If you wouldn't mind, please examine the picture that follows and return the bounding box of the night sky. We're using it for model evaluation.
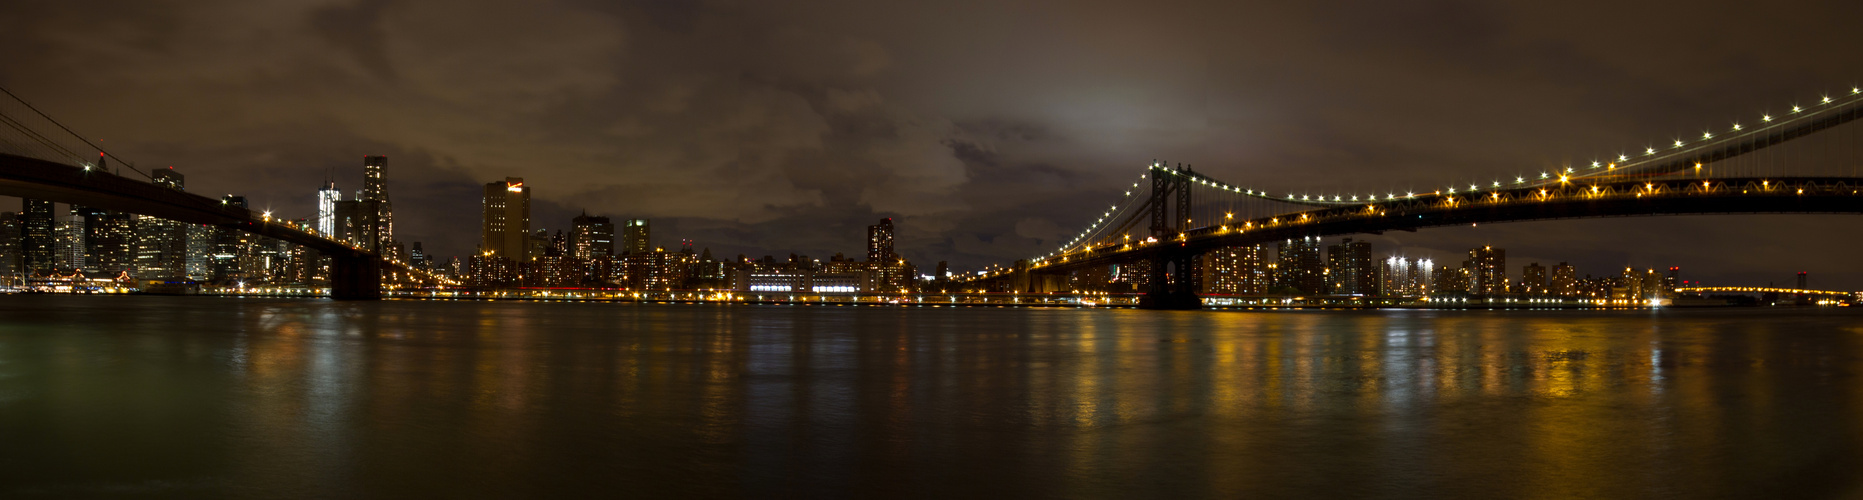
[3,1,1861,288]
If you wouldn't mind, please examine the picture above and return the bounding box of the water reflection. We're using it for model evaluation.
[0,296,1860,497]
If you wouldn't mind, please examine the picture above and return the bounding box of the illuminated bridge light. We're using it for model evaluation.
[1823,96,1833,104]
[1675,140,1685,147]
[1732,123,1741,131]
[1703,131,1713,139]
[1763,115,1772,122]
[1645,148,1655,155]
[1793,105,1802,113]
[1618,154,1628,161]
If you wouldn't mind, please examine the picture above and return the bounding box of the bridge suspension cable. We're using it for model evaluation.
[1020,84,1863,270]
[0,85,152,181]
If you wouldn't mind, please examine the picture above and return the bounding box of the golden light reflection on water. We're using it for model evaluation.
[3,297,1863,497]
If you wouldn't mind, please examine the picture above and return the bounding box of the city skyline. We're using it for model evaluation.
[1,1,1860,289]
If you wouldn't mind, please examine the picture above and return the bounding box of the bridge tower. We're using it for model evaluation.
[1140,163,1203,310]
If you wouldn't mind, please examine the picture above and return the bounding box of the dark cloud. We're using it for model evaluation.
[2,0,1861,287]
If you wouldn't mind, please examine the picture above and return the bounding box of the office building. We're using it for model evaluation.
[80,208,134,276]
[482,177,531,261]
[360,155,394,249]
[186,223,214,280]
[570,212,613,259]
[134,168,189,280]
[54,210,84,271]
[0,212,18,279]
[19,199,54,273]
[317,180,340,236]
[210,196,256,283]
[621,219,650,255]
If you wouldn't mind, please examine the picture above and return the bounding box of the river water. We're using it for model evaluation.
[1,295,1860,498]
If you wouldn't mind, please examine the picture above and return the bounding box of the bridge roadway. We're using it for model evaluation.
[997,176,1863,282]
[0,153,387,299]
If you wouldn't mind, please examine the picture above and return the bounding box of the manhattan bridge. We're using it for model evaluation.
[963,86,1863,308]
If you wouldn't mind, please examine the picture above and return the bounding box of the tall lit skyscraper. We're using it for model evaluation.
[210,195,255,283]
[622,219,650,255]
[1468,246,1506,295]
[185,223,214,280]
[570,212,614,259]
[53,208,84,271]
[360,155,393,249]
[317,180,340,236]
[134,168,189,280]
[75,207,132,276]
[482,177,531,261]
[19,199,54,273]
[867,218,896,262]
[0,212,18,278]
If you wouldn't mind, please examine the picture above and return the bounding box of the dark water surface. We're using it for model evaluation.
[2,296,1862,498]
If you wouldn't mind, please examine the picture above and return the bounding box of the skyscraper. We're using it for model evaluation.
[482,177,532,261]
[317,180,340,236]
[77,207,133,276]
[360,155,393,249]
[0,212,19,279]
[1468,246,1506,295]
[185,223,214,280]
[867,218,896,262]
[211,195,255,283]
[1326,238,1375,295]
[53,208,84,271]
[19,199,54,273]
[570,212,614,259]
[0,212,17,279]
[135,168,189,280]
[1275,236,1324,294]
[622,219,650,255]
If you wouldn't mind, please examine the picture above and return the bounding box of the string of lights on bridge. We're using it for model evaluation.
[1021,85,1863,266]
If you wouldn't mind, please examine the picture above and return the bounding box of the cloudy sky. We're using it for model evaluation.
[3,0,1861,288]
